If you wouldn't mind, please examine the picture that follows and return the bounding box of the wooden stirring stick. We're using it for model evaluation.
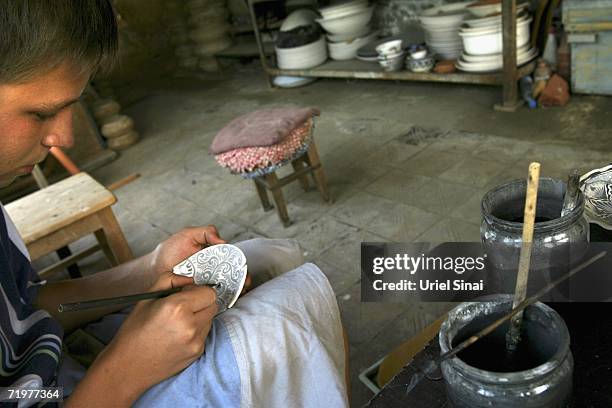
[506,162,541,351]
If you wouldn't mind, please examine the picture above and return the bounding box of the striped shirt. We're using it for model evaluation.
[0,205,63,405]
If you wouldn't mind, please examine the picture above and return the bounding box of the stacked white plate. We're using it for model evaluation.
[457,12,537,72]
[317,0,375,45]
[418,2,474,60]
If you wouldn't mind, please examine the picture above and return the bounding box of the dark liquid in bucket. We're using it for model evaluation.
[452,314,557,372]
[509,216,555,223]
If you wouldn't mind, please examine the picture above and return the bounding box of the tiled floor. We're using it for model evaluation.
[32,63,612,406]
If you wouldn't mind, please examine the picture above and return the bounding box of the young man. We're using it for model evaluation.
[0,2,348,406]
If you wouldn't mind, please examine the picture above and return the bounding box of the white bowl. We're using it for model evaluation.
[459,16,531,55]
[281,9,319,31]
[410,48,428,59]
[378,53,405,71]
[456,46,537,71]
[276,36,328,69]
[327,25,371,42]
[419,2,475,28]
[319,0,368,19]
[328,31,377,60]
[376,39,403,55]
[464,5,529,27]
[462,43,530,62]
[316,6,374,35]
[467,2,501,17]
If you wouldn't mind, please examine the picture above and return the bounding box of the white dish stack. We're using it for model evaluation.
[317,0,377,60]
[457,5,537,72]
[276,10,328,70]
[418,2,474,60]
[187,0,233,72]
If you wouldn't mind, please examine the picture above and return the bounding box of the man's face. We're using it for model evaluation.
[0,63,90,187]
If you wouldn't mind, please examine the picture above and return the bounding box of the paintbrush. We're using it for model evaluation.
[58,284,218,313]
[397,250,606,397]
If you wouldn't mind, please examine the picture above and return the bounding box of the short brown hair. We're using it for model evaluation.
[0,0,119,83]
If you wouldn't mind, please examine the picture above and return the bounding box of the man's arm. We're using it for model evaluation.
[34,225,226,332]
[64,274,218,407]
[34,252,158,333]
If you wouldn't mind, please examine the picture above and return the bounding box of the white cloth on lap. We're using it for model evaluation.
[58,239,348,407]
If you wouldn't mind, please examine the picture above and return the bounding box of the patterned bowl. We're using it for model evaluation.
[406,53,435,72]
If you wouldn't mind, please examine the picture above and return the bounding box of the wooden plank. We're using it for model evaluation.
[38,244,101,278]
[498,0,520,110]
[566,22,612,32]
[5,173,116,244]
[265,59,536,86]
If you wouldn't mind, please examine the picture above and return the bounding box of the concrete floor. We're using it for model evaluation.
[54,62,612,406]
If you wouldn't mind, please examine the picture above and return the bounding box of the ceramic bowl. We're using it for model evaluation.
[280,9,319,31]
[456,46,537,71]
[275,36,328,69]
[328,31,377,60]
[467,2,501,17]
[464,5,529,27]
[410,47,428,59]
[319,0,368,20]
[406,53,435,72]
[377,52,405,71]
[419,2,474,28]
[327,25,371,42]
[316,6,374,35]
[459,16,531,55]
[376,39,403,55]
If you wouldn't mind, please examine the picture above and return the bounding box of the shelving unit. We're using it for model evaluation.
[246,0,535,111]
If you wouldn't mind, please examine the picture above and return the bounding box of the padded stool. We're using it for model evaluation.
[5,172,133,278]
[247,139,331,227]
[212,108,332,227]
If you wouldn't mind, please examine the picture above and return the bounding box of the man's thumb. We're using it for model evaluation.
[150,273,194,291]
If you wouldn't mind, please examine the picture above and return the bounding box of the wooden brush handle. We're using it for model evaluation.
[507,162,541,349]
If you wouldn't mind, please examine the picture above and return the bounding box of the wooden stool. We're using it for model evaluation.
[5,172,133,278]
[249,139,331,227]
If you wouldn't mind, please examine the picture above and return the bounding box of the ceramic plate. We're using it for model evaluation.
[580,164,612,230]
[273,76,317,88]
[173,244,248,314]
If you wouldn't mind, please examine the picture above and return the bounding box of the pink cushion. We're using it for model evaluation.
[210,107,319,154]
[215,120,312,173]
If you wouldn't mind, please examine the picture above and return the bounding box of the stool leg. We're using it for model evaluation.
[292,158,310,192]
[56,246,82,278]
[265,173,291,227]
[94,229,119,266]
[95,207,133,264]
[306,141,332,203]
[253,179,273,211]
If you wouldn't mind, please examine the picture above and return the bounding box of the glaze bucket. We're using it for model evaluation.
[481,178,589,297]
[439,296,573,408]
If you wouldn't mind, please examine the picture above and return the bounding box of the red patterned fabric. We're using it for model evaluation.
[215,120,312,173]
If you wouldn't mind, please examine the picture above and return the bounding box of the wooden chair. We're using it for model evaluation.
[5,172,133,278]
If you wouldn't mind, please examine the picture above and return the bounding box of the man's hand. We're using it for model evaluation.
[148,226,226,282]
[69,273,219,405]
[148,225,251,293]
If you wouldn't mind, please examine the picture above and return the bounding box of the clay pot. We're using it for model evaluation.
[92,99,121,122]
[440,297,573,408]
[107,130,139,150]
[101,115,134,139]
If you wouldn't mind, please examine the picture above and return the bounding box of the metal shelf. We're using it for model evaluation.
[266,59,537,86]
[246,0,532,111]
